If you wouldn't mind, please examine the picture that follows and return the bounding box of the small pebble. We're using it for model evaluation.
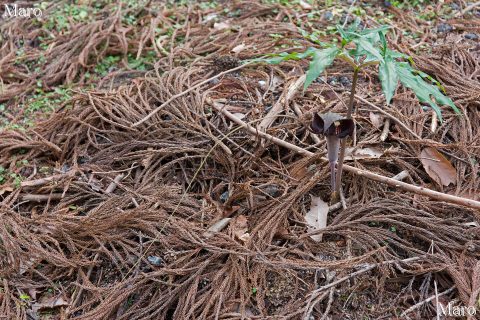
[437,23,453,33]
[147,256,164,266]
[464,33,479,40]
[219,190,229,203]
[339,76,351,86]
[327,76,338,85]
[61,164,70,173]
[264,185,281,197]
[323,11,333,20]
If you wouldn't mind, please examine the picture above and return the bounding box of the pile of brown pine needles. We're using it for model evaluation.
[1,1,479,319]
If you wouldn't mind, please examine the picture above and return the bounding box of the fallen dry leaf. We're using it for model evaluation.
[232,215,250,243]
[369,112,385,129]
[0,186,13,196]
[299,0,313,10]
[344,147,384,160]
[214,22,230,30]
[304,196,329,242]
[231,43,246,53]
[31,295,69,315]
[232,112,246,120]
[420,147,456,186]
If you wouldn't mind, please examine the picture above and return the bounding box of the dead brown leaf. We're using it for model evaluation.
[304,196,329,242]
[232,214,250,243]
[369,112,385,129]
[420,147,457,186]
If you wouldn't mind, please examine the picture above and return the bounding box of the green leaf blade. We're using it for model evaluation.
[378,56,398,104]
[354,37,384,63]
[395,62,461,122]
[304,47,339,90]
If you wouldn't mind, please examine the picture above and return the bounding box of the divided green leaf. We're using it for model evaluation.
[395,62,460,121]
[379,55,398,104]
[304,47,339,89]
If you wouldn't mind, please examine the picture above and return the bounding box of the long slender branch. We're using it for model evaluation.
[355,94,421,140]
[400,285,455,318]
[210,99,480,211]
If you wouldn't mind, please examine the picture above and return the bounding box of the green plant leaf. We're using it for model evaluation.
[354,37,384,62]
[261,48,316,64]
[395,62,460,121]
[378,55,398,104]
[359,25,391,36]
[304,47,339,89]
[385,48,408,59]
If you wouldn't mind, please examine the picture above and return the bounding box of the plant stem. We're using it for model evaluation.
[335,66,360,195]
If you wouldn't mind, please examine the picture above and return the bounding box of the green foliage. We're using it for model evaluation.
[0,86,71,131]
[378,54,398,104]
[44,3,92,32]
[19,294,31,301]
[261,23,460,120]
[94,55,121,76]
[395,62,459,121]
[305,47,339,89]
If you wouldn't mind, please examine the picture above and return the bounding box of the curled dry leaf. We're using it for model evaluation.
[31,296,69,315]
[214,22,230,30]
[420,147,456,187]
[232,112,246,120]
[231,43,246,53]
[299,0,313,10]
[369,112,385,129]
[304,196,329,242]
[232,214,250,243]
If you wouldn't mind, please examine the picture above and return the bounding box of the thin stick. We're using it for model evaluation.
[132,62,253,127]
[308,256,422,296]
[20,193,63,202]
[292,102,321,144]
[258,74,305,132]
[400,285,455,318]
[210,99,480,211]
[455,1,480,17]
[380,118,391,141]
[21,172,74,188]
[355,95,421,140]
[105,173,125,194]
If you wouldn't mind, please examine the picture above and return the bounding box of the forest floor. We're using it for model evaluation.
[1,0,480,319]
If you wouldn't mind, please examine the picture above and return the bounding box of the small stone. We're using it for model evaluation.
[147,256,164,266]
[327,76,338,85]
[61,164,70,173]
[323,11,333,20]
[220,190,229,203]
[464,33,479,40]
[264,185,280,197]
[339,76,351,86]
[437,23,453,33]
[450,3,460,10]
